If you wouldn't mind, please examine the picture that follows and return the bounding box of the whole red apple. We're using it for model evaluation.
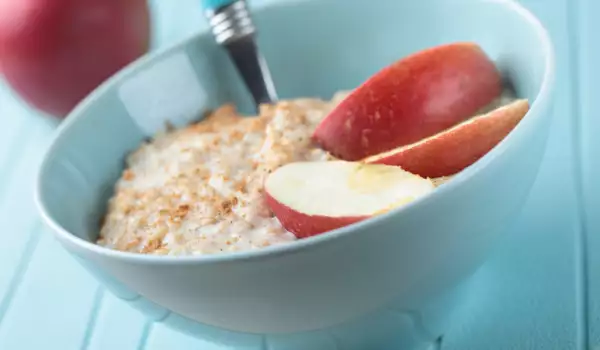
[0,0,150,117]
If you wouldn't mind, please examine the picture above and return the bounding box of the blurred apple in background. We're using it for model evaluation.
[0,0,151,118]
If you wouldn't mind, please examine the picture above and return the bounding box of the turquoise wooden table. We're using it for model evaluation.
[0,0,598,349]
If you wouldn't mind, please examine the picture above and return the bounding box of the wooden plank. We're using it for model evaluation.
[85,294,151,350]
[442,1,581,349]
[573,0,600,347]
[0,122,51,300]
[0,117,55,331]
[0,233,99,350]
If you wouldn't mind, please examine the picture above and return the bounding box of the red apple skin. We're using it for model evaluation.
[313,42,503,161]
[366,99,529,178]
[0,0,150,118]
[265,192,368,238]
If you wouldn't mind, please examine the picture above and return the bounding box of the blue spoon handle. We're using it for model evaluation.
[201,0,237,12]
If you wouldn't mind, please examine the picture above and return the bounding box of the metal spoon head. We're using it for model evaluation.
[224,37,278,106]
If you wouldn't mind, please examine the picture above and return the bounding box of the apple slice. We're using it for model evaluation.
[365,99,529,178]
[313,42,503,161]
[265,161,434,238]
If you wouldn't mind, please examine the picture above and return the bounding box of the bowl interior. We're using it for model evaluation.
[37,0,550,247]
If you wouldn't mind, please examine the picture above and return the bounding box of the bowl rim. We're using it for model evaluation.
[34,0,556,265]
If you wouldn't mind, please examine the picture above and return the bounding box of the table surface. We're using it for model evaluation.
[0,0,598,349]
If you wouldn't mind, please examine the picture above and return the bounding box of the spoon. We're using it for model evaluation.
[202,0,278,108]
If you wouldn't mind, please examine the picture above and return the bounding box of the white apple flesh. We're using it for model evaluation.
[264,161,434,238]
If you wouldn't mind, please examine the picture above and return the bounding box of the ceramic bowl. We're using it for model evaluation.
[35,0,555,349]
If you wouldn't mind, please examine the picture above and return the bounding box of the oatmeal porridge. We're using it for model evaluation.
[98,92,352,256]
